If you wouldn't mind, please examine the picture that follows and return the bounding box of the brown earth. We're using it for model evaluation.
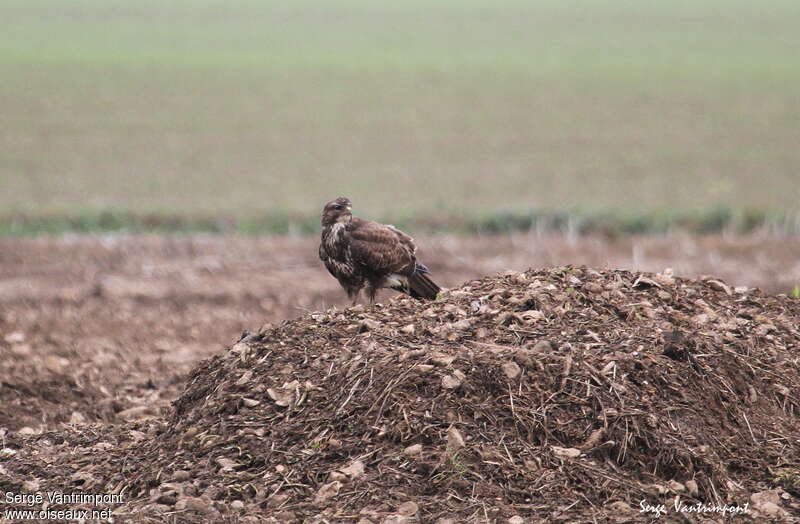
[1,235,800,522]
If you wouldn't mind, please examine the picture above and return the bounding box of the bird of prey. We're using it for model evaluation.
[319,197,440,305]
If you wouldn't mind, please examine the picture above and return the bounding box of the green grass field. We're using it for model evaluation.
[1,0,799,232]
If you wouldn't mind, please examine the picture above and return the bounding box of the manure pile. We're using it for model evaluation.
[3,267,800,522]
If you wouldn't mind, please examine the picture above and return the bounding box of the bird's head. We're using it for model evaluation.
[321,197,353,227]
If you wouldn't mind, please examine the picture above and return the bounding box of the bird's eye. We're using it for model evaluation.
[333,204,342,210]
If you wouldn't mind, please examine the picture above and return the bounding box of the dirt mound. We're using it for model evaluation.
[3,266,800,522]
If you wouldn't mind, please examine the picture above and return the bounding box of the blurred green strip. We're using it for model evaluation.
[1,207,798,237]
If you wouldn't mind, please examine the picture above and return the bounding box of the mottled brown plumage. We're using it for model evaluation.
[319,197,440,305]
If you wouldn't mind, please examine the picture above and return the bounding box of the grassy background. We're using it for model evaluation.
[1,0,799,231]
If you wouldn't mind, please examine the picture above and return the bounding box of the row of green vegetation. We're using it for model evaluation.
[2,207,799,237]
[3,0,800,221]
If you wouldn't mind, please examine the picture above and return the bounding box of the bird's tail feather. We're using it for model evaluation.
[408,271,440,300]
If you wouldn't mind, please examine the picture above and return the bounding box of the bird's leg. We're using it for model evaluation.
[347,287,360,307]
[365,285,378,307]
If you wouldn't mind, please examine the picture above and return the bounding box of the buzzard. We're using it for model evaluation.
[319,197,440,305]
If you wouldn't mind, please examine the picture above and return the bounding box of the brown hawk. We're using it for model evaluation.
[319,197,440,305]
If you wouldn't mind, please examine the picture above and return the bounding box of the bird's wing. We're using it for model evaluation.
[348,218,416,274]
[385,225,417,255]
